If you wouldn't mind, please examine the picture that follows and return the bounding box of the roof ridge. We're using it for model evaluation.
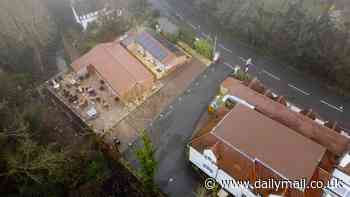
[196,105,256,161]
[212,131,253,161]
[190,132,213,146]
[243,78,340,133]
[101,43,139,85]
[212,124,293,182]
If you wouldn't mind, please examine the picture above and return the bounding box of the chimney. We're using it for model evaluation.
[300,109,317,120]
[325,121,342,133]
[275,96,288,106]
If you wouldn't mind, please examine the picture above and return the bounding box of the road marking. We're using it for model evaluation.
[320,100,344,112]
[219,44,233,53]
[224,62,234,69]
[288,84,311,96]
[188,22,197,30]
[262,70,280,81]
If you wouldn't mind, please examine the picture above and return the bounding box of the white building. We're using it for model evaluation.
[189,77,350,197]
[70,0,115,30]
[189,104,329,197]
[72,6,99,30]
[324,153,350,197]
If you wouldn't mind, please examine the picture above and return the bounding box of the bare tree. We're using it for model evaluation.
[1,137,68,184]
[0,0,57,73]
[196,0,350,91]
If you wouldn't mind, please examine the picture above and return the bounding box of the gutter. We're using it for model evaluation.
[222,95,255,110]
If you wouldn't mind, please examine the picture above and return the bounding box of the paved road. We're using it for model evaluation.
[123,63,231,197]
[149,0,349,132]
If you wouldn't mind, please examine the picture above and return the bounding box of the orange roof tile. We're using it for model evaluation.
[71,42,153,97]
[221,77,350,156]
[192,104,326,183]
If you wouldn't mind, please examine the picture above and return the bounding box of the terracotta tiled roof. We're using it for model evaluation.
[325,121,342,133]
[221,77,350,156]
[191,104,326,182]
[210,142,221,159]
[71,42,153,97]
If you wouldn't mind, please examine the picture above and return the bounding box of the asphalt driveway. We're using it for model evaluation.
[123,63,231,197]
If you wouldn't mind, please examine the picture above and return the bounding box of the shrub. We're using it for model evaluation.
[163,32,179,44]
[135,130,157,194]
[193,39,213,59]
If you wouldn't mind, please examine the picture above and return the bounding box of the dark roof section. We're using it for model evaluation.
[136,31,168,62]
[149,31,180,53]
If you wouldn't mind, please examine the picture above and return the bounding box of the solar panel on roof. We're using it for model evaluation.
[151,31,180,53]
[136,32,168,62]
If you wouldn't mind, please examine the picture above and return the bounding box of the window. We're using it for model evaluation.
[202,163,213,174]
[204,155,213,162]
[204,154,217,165]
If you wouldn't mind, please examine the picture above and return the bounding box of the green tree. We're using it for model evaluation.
[0,72,111,196]
[194,0,350,92]
[135,130,158,193]
[0,136,69,196]
[194,39,214,59]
